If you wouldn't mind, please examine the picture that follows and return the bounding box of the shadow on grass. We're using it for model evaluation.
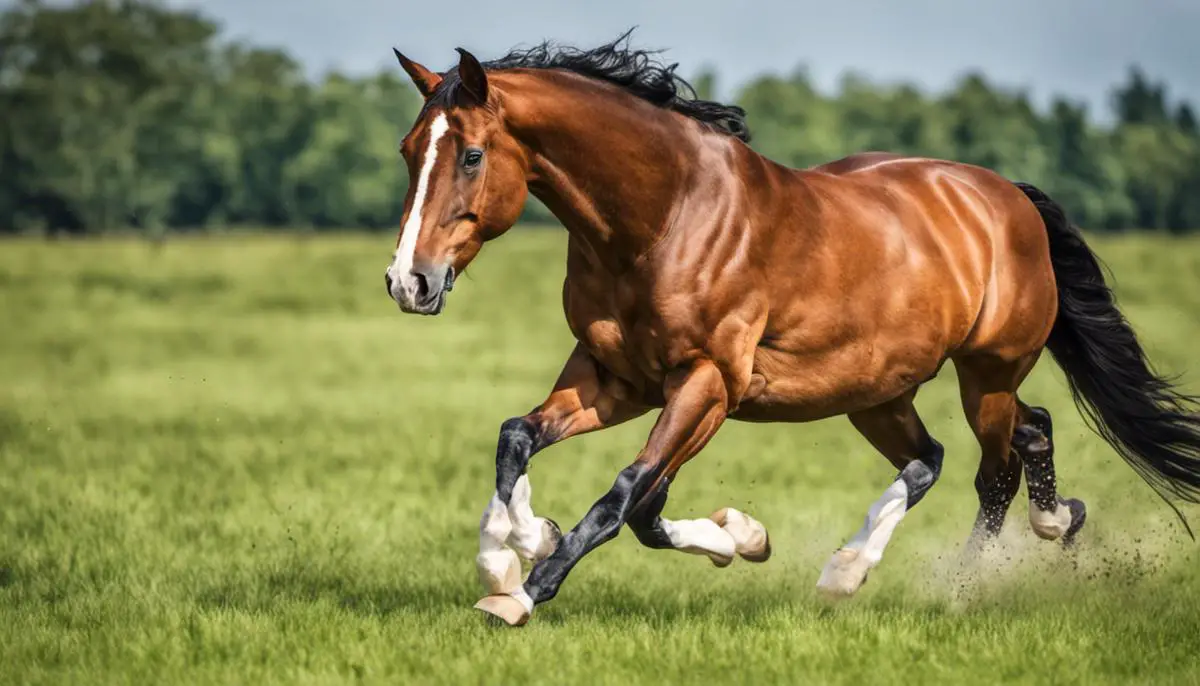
[194,565,469,619]
[192,560,835,627]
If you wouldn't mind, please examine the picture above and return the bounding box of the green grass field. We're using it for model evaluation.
[3,229,1200,684]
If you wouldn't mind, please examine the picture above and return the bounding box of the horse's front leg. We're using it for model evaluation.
[476,344,647,598]
[476,359,729,626]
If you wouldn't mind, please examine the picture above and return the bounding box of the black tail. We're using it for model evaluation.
[1016,182,1200,537]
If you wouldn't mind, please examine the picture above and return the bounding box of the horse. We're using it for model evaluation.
[382,35,1200,627]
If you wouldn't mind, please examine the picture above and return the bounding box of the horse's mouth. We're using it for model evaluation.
[399,291,447,316]
[394,266,454,316]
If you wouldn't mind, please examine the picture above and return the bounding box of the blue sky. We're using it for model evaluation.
[168,0,1199,119]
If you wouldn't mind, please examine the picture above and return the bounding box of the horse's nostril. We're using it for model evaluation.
[384,271,394,295]
[413,271,430,301]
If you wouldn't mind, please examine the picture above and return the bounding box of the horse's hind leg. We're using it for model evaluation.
[625,479,770,567]
[957,355,1086,549]
[957,356,1027,550]
[1014,404,1087,544]
[816,389,944,597]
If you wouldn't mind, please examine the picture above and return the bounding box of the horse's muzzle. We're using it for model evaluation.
[387,263,455,315]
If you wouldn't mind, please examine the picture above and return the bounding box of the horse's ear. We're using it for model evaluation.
[455,47,488,105]
[393,49,442,98]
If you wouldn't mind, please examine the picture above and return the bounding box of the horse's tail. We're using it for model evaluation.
[1016,181,1200,537]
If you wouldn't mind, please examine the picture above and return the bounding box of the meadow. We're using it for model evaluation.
[2,229,1200,685]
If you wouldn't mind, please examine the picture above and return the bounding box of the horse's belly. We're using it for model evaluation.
[730,338,945,422]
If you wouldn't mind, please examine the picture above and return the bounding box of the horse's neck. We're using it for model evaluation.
[499,72,703,273]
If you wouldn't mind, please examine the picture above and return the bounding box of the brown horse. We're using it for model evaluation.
[383,35,1200,626]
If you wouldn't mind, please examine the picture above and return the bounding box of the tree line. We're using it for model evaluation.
[2,0,1198,235]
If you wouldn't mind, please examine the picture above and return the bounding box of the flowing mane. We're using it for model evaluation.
[424,30,752,142]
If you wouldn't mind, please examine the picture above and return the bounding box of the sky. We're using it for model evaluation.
[166,0,1200,119]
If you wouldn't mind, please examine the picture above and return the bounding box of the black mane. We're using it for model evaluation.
[426,30,751,142]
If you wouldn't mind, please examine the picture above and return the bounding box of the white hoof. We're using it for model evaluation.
[474,592,532,627]
[476,548,522,595]
[710,508,772,562]
[816,548,871,598]
[1030,502,1072,540]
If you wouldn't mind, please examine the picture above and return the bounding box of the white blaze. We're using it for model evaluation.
[391,113,450,283]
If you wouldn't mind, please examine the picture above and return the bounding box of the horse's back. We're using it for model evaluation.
[809,151,912,175]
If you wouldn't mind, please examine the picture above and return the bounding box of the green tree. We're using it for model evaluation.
[0,0,217,233]
[1113,67,1169,125]
[198,45,313,227]
[1,0,1198,235]
[283,72,420,228]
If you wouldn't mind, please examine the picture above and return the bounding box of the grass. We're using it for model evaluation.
[3,228,1200,685]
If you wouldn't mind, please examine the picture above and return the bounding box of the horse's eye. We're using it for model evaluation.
[463,149,484,169]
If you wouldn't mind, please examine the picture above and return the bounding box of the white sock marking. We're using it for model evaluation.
[511,587,534,613]
[660,517,737,560]
[391,112,449,281]
[476,475,558,595]
[818,479,909,595]
[478,492,512,553]
[476,492,521,594]
[506,475,548,560]
[845,479,909,565]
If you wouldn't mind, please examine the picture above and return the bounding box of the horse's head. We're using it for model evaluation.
[385,48,529,315]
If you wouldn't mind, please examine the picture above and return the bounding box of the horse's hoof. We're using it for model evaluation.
[1061,498,1087,548]
[474,594,531,627]
[532,517,563,562]
[710,508,772,563]
[816,548,868,598]
[708,551,734,568]
[1030,500,1073,540]
[741,531,771,563]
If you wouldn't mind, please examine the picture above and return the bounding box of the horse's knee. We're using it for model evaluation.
[1012,423,1052,456]
[496,416,539,502]
[900,438,944,508]
[1023,405,1053,438]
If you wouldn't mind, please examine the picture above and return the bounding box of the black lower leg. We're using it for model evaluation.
[972,453,1023,537]
[1014,406,1087,544]
[495,416,542,503]
[898,438,945,509]
[625,477,673,549]
[524,461,660,604]
[1015,407,1057,513]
